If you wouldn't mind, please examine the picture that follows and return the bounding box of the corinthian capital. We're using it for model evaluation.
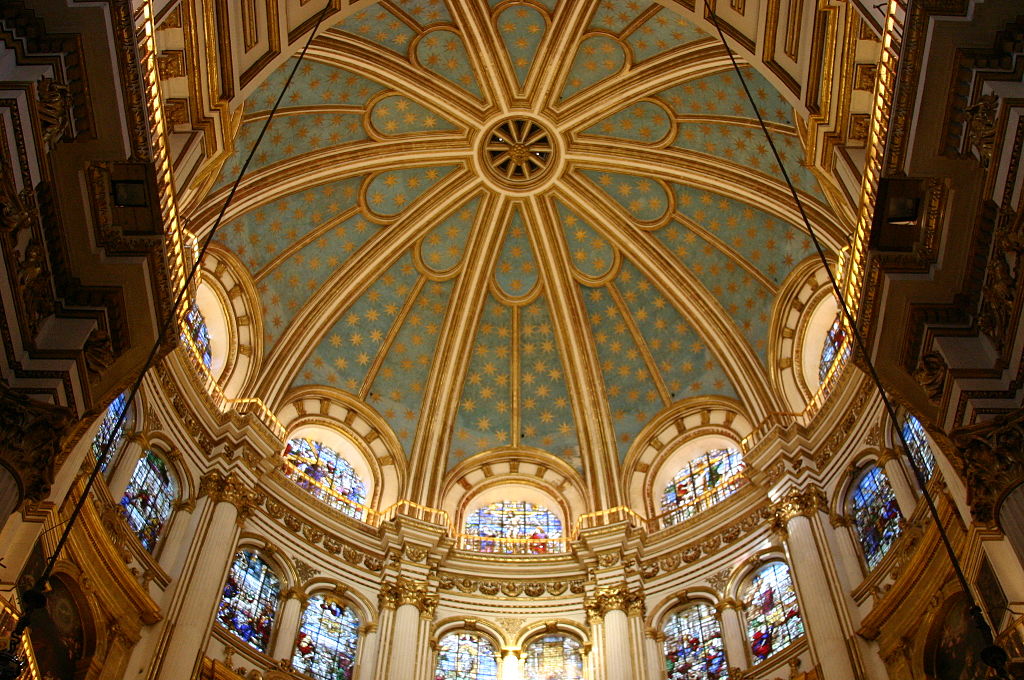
[773,485,827,524]
[199,470,260,519]
[951,408,1024,524]
[379,578,438,617]
[584,584,645,620]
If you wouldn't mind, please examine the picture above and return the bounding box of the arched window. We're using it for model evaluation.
[661,448,746,526]
[292,594,360,680]
[463,501,564,554]
[900,413,936,483]
[523,634,583,680]
[119,451,175,552]
[818,314,848,383]
[217,549,280,652]
[92,392,130,472]
[182,303,212,367]
[434,632,499,680]
[742,561,803,663]
[851,466,903,569]
[282,438,368,519]
[663,602,728,679]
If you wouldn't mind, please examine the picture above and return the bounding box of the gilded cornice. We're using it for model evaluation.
[436,573,585,599]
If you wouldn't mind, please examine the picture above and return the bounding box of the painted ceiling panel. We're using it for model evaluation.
[671,183,814,286]
[559,34,627,101]
[657,68,792,125]
[624,8,710,62]
[416,29,484,99]
[555,200,615,280]
[588,0,645,34]
[418,194,481,273]
[389,0,452,26]
[293,252,420,392]
[369,279,455,456]
[494,208,539,299]
[369,94,459,136]
[580,100,673,144]
[251,60,387,110]
[364,165,459,217]
[334,6,418,55]
[496,4,548,87]
[579,169,670,224]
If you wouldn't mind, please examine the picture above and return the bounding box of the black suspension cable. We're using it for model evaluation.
[0,2,334,676]
[705,9,1010,676]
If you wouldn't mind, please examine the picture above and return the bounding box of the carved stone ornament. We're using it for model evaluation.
[950,407,1024,524]
[964,92,999,168]
[0,164,33,234]
[0,384,74,503]
[773,485,828,525]
[294,559,319,584]
[978,210,1024,349]
[198,470,259,519]
[583,584,645,620]
[37,77,72,149]
[379,578,438,617]
[913,352,948,404]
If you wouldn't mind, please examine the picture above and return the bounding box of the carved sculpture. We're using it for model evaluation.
[950,407,1024,524]
[964,92,999,168]
[913,352,948,404]
[37,77,72,149]
[0,383,74,505]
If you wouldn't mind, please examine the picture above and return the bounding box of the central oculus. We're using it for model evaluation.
[482,117,555,187]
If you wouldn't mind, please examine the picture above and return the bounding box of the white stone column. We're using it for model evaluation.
[716,599,749,672]
[500,649,521,680]
[355,623,379,680]
[827,513,868,588]
[603,608,632,679]
[644,630,663,680]
[587,615,606,680]
[106,440,143,499]
[372,606,396,680]
[777,487,858,680]
[155,498,197,577]
[153,471,256,680]
[377,579,435,680]
[878,448,918,515]
[271,588,306,663]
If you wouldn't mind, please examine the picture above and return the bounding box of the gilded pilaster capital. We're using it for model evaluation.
[198,470,260,520]
[876,447,898,466]
[584,584,645,619]
[359,623,377,636]
[829,511,854,528]
[715,598,741,612]
[773,485,828,524]
[380,577,438,617]
[378,582,399,610]
[281,587,308,606]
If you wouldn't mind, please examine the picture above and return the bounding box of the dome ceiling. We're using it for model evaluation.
[199,0,848,491]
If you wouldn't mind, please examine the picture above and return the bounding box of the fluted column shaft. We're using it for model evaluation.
[500,649,521,680]
[717,601,749,671]
[356,624,378,680]
[377,579,436,680]
[271,590,305,663]
[106,439,144,499]
[879,449,919,515]
[644,631,663,680]
[603,609,632,679]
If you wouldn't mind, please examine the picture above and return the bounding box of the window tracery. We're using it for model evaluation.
[292,594,360,680]
[119,451,175,552]
[523,634,583,680]
[92,391,129,472]
[663,602,728,679]
[217,549,280,652]
[182,303,212,367]
[660,448,746,527]
[433,631,499,680]
[282,437,368,519]
[818,314,848,383]
[462,501,564,554]
[742,561,803,662]
[851,466,902,569]
[900,413,936,482]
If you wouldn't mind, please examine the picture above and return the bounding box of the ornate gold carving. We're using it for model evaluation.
[0,385,73,503]
[379,578,438,617]
[36,77,71,149]
[715,598,741,612]
[773,485,828,524]
[0,164,33,234]
[583,584,645,620]
[964,92,999,168]
[436,573,581,598]
[198,470,259,519]
[913,352,947,403]
[978,210,1024,348]
[950,407,1024,523]
[707,568,731,594]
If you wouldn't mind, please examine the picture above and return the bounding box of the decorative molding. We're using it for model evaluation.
[436,573,584,598]
[773,485,828,524]
[583,584,645,620]
[950,407,1024,524]
[198,470,260,519]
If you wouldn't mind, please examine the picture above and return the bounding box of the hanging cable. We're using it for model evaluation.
[705,8,1010,676]
[0,2,334,677]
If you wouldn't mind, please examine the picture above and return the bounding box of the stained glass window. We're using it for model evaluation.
[900,414,936,483]
[217,549,280,652]
[92,391,129,472]
[851,466,903,569]
[282,438,368,520]
[661,448,746,527]
[434,632,499,680]
[742,561,803,663]
[119,451,175,552]
[663,603,728,679]
[523,635,584,680]
[292,594,360,680]
[818,314,849,383]
[462,501,564,554]
[182,303,212,367]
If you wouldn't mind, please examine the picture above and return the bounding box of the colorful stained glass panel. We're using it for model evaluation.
[852,466,903,569]
[663,603,728,679]
[661,449,746,527]
[182,303,212,367]
[293,594,360,680]
[119,451,175,552]
[282,438,368,519]
[92,392,129,472]
[462,501,563,554]
[523,635,583,680]
[900,414,936,483]
[218,550,280,652]
[818,315,849,383]
[434,632,499,680]
[743,562,803,662]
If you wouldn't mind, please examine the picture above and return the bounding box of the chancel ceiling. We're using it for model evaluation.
[196,0,851,497]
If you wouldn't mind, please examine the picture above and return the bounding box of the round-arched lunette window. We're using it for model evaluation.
[523,634,584,680]
[292,593,360,680]
[741,561,804,663]
[461,500,564,554]
[659,447,746,527]
[433,631,499,680]
[118,450,176,552]
[181,302,213,368]
[281,436,369,520]
[849,465,903,569]
[92,391,132,473]
[662,602,728,678]
[217,549,281,653]
[818,314,848,383]
[898,412,937,483]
